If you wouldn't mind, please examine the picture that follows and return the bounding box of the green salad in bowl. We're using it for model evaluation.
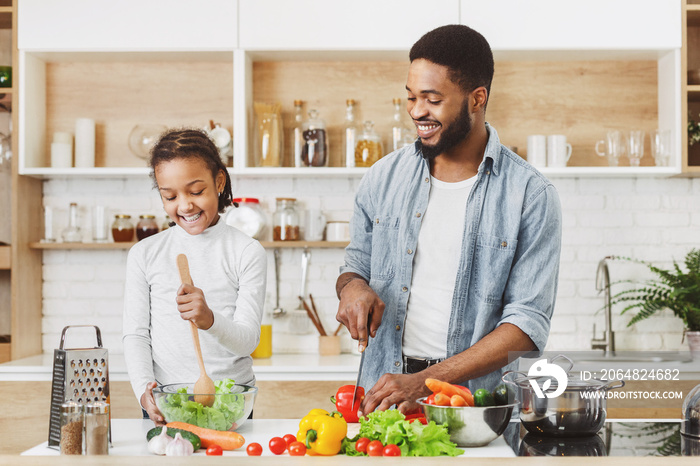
[153,379,257,431]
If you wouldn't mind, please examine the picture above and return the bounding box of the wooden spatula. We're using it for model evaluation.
[176,253,216,407]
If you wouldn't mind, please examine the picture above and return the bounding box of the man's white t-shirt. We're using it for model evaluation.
[402,174,476,359]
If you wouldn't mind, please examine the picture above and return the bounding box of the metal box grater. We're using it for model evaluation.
[48,325,111,448]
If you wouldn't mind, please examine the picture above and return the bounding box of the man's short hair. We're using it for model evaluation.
[409,24,494,100]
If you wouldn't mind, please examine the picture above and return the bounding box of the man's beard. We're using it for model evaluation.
[417,101,472,161]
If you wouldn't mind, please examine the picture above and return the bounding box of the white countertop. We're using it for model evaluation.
[21,418,516,458]
[0,353,360,382]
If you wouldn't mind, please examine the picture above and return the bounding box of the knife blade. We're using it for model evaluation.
[352,349,365,411]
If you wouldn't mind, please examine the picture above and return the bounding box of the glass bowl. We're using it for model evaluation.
[417,397,518,447]
[153,382,257,431]
[128,124,167,160]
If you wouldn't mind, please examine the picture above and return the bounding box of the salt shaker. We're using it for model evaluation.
[59,401,83,455]
[85,401,110,455]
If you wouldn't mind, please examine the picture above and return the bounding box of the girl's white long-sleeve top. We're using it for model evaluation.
[122,219,267,400]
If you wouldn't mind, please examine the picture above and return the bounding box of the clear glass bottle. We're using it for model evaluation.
[390,98,416,152]
[111,214,135,242]
[292,100,304,168]
[61,203,82,243]
[136,215,159,241]
[272,198,300,241]
[343,99,358,168]
[60,401,83,455]
[355,121,384,167]
[301,109,329,167]
[84,401,109,455]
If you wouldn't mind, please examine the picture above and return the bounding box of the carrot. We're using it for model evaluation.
[450,394,467,407]
[425,378,475,407]
[433,392,451,406]
[166,422,245,450]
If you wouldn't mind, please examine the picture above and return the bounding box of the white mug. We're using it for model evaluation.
[326,221,350,242]
[304,209,327,241]
[547,135,572,168]
[527,135,547,168]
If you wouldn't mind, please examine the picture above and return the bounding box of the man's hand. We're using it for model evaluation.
[358,372,431,417]
[176,283,214,330]
[336,274,385,351]
[140,381,165,425]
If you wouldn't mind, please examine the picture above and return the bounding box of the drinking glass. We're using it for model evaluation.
[627,130,645,167]
[651,129,671,167]
[595,130,624,167]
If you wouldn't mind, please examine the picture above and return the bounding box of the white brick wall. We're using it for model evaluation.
[39,176,700,357]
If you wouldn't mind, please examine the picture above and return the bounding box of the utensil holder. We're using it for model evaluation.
[319,335,341,356]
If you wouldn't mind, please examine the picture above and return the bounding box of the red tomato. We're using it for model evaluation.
[205,444,223,456]
[288,441,307,456]
[425,393,436,405]
[269,437,286,455]
[246,442,263,456]
[367,440,384,456]
[383,444,401,456]
[283,434,297,447]
[355,437,370,454]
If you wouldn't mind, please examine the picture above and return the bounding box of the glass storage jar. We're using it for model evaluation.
[225,198,267,239]
[301,109,329,167]
[272,198,300,241]
[136,215,159,241]
[60,401,83,455]
[355,120,384,167]
[111,214,135,242]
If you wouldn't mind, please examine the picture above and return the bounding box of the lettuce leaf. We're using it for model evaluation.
[355,409,463,457]
[157,378,245,431]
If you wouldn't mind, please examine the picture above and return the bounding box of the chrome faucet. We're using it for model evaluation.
[591,256,615,353]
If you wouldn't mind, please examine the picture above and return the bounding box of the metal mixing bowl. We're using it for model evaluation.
[417,397,518,447]
[153,382,257,431]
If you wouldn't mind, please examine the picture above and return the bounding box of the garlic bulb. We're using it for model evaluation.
[148,427,173,456]
[165,432,194,456]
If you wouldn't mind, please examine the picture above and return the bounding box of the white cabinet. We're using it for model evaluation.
[461,0,681,52]
[18,0,237,51]
[239,0,459,50]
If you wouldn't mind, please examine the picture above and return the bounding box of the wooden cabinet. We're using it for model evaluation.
[683,1,700,174]
[17,0,238,50]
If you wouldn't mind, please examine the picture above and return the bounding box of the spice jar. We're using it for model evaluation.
[60,401,83,455]
[301,109,329,167]
[272,198,300,241]
[111,215,134,242]
[225,198,267,239]
[136,215,159,241]
[85,401,109,455]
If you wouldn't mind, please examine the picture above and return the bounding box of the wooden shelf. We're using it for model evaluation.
[0,245,10,269]
[29,240,349,250]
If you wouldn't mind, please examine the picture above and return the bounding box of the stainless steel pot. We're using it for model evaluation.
[504,356,624,437]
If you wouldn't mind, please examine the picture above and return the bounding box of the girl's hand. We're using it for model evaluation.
[176,283,215,330]
[141,381,165,425]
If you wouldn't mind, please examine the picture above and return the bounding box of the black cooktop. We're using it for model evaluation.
[502,420,699,457]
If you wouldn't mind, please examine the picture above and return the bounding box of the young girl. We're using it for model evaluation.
[123,129,267,424]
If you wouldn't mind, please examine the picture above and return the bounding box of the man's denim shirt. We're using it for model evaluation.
[340,124,562,393]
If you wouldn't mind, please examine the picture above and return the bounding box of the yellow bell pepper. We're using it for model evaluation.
[297,409,347,456]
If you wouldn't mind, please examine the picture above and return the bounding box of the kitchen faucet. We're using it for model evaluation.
[591,256,615,354]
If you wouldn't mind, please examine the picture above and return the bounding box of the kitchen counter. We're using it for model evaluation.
[0,353,360,382]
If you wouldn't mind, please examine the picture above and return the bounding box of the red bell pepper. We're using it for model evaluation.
[330,385,365,423]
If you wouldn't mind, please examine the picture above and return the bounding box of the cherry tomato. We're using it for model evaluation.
[425,393,436,405]
[367,440,384,456]
[283,434,297,447]
[355,437,370,454]
[288,441,307,456]
[269,436,287,455]
[246,442,263,456]
[383,444,401,456]
[205,444,223,456]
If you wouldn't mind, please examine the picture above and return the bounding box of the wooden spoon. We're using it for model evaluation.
[176,254,216,407]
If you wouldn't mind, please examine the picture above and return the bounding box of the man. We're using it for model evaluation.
[336,24,562,416]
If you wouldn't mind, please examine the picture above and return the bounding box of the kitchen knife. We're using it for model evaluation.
[352,349,365,411]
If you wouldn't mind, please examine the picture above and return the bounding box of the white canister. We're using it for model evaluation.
[75,118,96,168]
[526,135,547,168]
[326,221,350,242]
[50,142,72,168]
